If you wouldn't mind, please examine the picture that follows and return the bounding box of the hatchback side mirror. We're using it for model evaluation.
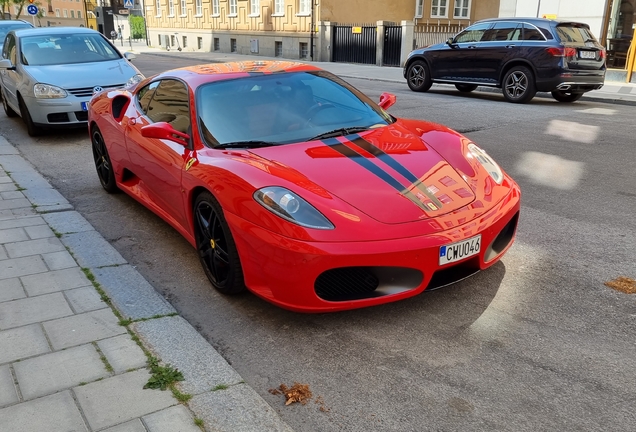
[0,58,15,70]
[141,122,190,146]
[123,52,136,61]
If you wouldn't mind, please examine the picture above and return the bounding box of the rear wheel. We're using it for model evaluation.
[455,84,478,93]
[551,90,584,103]
[91,125,119,193]
[18,96,40,136]
[406,60,433,92]
[1,87,17,117]
[194,191,245,295]
[502,66,536,104]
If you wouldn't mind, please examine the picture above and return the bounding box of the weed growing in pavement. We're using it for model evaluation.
[144,356,184,390]
[212,384,229,391]
[171,387,193,403]
[93,342,114,373]
[194,417,205,429]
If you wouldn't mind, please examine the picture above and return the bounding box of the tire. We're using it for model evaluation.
[1,87,17,117]
[406,60,433,92]
[194,191,245,295]
[91,125,119,193]
[455,84,478,93]
[502,66,536,104]
[551,90,584,103]
[18,95,40,136]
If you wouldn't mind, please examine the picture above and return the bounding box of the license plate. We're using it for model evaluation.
[439,235,481,266]
[81,101,89,111]
[579,50,596,59]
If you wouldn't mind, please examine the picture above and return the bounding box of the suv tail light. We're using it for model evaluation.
[546,47,577,57]
[599,49,606,59]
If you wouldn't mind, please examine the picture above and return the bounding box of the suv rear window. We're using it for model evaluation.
[555,25,597,43]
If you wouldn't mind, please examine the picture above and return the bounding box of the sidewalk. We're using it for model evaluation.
[0,134,292,430]
[119,40,636,106]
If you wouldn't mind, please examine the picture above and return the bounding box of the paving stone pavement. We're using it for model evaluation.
[0,136,293,431]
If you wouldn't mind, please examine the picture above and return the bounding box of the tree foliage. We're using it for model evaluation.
[0,0,45,21]
[128,15,145,40]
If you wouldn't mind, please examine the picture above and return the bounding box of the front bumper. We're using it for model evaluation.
[228,184,521,313]
[24,95,90,126]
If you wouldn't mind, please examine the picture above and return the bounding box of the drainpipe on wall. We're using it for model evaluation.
[310,0,314,60]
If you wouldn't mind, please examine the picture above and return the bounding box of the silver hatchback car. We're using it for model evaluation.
[0,27,143,136]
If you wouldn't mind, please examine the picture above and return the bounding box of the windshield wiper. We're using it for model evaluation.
[215,140,277,149]
[309,126,371,141]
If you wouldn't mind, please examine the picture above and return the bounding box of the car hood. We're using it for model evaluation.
[249,123,476,224]
[24,59,138,88]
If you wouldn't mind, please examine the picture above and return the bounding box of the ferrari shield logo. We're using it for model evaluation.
[185,158,196,171]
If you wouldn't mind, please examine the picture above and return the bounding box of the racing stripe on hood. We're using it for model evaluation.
[321,138,431,213]
[347,134,443,209]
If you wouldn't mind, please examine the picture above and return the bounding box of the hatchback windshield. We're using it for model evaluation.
[196,71,393,147]
[20,34,121,66]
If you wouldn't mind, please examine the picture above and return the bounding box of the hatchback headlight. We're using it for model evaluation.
[33,84,67,99]
[467,143,504,184]
[124,74,144,89]
[254,187,334,230]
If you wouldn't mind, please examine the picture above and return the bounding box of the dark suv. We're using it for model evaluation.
[404,18,606,103]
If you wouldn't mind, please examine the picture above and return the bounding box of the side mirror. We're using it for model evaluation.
[0,58,15,70]
[123,52,136,61]
[446,37,456,47]
[378,92,396,110]
[141,122,190,146]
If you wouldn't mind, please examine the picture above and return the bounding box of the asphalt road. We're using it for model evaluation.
[2,54,635,431]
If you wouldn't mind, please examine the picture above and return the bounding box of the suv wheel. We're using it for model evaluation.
[502,66,536,104]
[551,90,584,103]
[455,84,478,93]
[406,60,433,92]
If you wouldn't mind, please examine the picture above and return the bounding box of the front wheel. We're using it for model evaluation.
[502,66,536,104]
[406,60,433,92]
[455,84,478,93]
[551,90,584,103]
[91,126,119,193]
[18,96,40,136]
[194,192,245,295]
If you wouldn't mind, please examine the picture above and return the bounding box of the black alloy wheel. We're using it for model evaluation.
[91,126,119,193]
[1,87,17,117]
[407,60,433,92]
[194,191,245,295]
[455,84,478,93]
[502,66,536,104]
[551,90,584,103]
[18,95,40,136]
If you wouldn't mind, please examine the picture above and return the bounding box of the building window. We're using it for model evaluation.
[250,0,259,16]
[77,10,81,18]
[180,0,185,15]
[229,0,237,15]
[298,0,310,15]
[454,0,470,18]
[230,38,237,52]
[156,0,161,16]
[415,0,423,18]
[431,0,447,18]
[70,10,75,17]
[195,0,202,15]
[182,36,187,48]
[299,42,308,58]
[212,0,219,15]
[214,37,220,50]
[168,0,174,16]
[55,8,60,16]
[275,41,282,56]
[198,37,203,49]
[274,0,283,15]
[63,9,68,17]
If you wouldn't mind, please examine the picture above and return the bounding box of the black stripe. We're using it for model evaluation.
[349,134,443,209]
[322,138,431,212]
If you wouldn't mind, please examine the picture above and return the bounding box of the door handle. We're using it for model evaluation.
[129,117,137,125]
[506,44,516,48]
[468,45,477,49]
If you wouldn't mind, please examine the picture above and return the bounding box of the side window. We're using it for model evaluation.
[146,79,190,133]
[523,24,548,41]
[3,34,16,62]
[454,22,492,43]
[137,81,160,115]
[483,22,522,42]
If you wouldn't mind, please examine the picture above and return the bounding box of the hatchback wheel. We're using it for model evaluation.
[551,90,584,103]
[406,60,433,92]
[455,84,478,93]
[502,66,536,103]
[91,126,119,193]
[1,87,17,117]
[18,96,40,136]
[194,191,245,295]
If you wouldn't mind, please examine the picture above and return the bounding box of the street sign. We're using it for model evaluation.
[118,9,130,14]
[26,4,38,15]
[124,0,134,8]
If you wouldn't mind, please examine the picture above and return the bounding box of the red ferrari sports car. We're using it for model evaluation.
[88,61,520,313]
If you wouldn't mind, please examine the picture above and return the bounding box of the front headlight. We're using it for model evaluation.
[124,73,144,89]
[254,187,334,230]
[467,143,504,184]
[33,83,67,99]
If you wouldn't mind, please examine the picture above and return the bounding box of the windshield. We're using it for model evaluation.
[196,71,394,147]
[0,23,32,43]
[20,33,122,66]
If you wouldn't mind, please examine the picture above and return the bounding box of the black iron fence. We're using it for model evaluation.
[383,25,402,66]
[332,24,377,65]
